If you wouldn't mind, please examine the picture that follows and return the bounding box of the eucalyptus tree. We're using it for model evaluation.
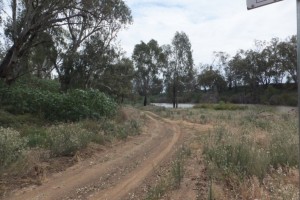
[277,35,297,84]
[228,51,247,90]
[96,58,134,103]
[0,0,78,83]
[66,32,119,90]
[132,39,165,106]
[56,0,132,91]
[168,31,195,108]
[25,32,58,79]
[197,65,226,93]
[213,51,232,90]
[0,0,132,90]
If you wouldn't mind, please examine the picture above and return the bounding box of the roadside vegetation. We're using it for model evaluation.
[144,105,299,199]
[0,77,144,197]
[145,145,191,200]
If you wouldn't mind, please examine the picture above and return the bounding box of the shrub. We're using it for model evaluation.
[46,124,92,156]
[22,127,48,148]
[280,93,297,106]
[0,127,27,170]
[0,85,117,121]
[269,95,284,105]
[99,118,141,140]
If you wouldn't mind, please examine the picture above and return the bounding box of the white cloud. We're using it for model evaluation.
[119,0,296,64]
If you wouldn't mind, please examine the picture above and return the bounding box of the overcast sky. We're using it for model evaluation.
[118,0,296,66]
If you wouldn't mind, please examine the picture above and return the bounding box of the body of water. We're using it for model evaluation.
[151,103,195,108]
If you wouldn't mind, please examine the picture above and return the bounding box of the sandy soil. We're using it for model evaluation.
[3,109,211,200]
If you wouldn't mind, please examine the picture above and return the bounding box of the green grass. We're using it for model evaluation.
[193,102,248,111]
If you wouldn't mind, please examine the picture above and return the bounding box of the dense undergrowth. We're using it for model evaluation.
[0,77,143,174]
[0,77,116,122]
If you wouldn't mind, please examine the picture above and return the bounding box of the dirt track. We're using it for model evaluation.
[6,110,210,200]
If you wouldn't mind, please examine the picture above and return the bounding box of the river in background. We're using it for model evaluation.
[151,103,297,113]
[151,103,195,108]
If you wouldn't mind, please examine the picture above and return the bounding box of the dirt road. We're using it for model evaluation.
[6,110,191,200]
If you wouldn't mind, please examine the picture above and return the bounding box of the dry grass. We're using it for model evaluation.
[145,105,299,199]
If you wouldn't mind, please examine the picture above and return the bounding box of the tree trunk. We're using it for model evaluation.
[59,54,75,92]
[60,73,72,92]
[121,94,124,104]
[144,95,147,106]
[173,81,176,108]
[0,45,19,83]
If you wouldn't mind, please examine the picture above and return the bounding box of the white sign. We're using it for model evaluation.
[247,0,283,10]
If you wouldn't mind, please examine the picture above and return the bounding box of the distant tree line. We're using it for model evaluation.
[132,34,296,106]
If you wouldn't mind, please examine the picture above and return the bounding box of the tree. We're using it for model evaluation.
[277,36,297,84]
[264,38,285,84]
[198,65,226,93]
[132,39,165,106]
[97,58,134,103]
[228,51,246,91]
[0,0,78,83]
[55,0,132,91]
[213,51,232,90]
[65,32,120,90]
[167,31,195,108]
[0,0,132,90]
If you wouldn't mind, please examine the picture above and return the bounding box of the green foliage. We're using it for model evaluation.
[194,102,247,111]
[15,77,60,93]
[22,127,48,148]
[0,82,117,121]
[198,66,227,92]
[0,109,43,128]
[268,93,298,106]
[46,124,93,156]
[133,39,165,106]
[0,127,27,170]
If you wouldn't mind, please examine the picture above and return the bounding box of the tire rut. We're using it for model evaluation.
[6,112,181,200]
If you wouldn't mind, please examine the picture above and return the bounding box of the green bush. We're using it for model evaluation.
[14,76,60,93]
[0,85,117,121]
[280,93,297,106]
[0,127,27,170]
[46,124,92,156]
[22,127,48,148]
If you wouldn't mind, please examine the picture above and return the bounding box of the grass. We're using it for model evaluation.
[145,104,299,199]
[145,145,191,200]
[193,102,248,111]
[205,109,298,199]
[0,107,143,172]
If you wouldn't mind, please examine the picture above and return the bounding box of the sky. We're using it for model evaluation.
[118,0,296,66]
